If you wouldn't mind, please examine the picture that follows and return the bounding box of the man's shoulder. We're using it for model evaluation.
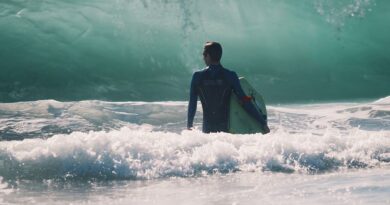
[191,69,207,81]
[195,68,207,73]
[192,68,208,76]
[221,67,237,78]
[193,66,237,77]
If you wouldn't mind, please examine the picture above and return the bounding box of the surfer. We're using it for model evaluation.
[187,41,270,134]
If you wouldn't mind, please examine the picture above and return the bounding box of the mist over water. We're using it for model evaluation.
[1,0,389,103]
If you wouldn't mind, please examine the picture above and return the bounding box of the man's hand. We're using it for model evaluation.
[262,125,270,134]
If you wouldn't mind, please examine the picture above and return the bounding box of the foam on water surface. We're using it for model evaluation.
[0,97,389,181]
[1,127,390,181]
[0,98,389,205]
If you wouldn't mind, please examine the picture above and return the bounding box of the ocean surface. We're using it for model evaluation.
[1,0,390,103]
[0,97,390,204]
[1,0,390,204]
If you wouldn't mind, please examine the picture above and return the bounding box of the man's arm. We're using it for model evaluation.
[229,71,270,133]
[187,72,199,129]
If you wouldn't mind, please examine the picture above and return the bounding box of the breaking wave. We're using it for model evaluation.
[1,96,390,180]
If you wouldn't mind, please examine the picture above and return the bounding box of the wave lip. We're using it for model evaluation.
[1,127,390,181]
[374,96,390,104]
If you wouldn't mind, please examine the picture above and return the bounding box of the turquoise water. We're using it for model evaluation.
[1,0,389,102]
[1,1,390,204]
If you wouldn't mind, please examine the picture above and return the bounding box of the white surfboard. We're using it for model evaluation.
[228,77,267,134]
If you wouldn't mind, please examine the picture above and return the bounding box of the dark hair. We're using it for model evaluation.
[204,41,223,62]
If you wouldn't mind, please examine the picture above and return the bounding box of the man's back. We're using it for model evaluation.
[190,64,234,133]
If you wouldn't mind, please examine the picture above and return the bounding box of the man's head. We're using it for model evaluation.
[203,41,222,66]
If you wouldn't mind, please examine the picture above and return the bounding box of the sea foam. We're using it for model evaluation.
[0,126,389,181]
[1,97,389,180]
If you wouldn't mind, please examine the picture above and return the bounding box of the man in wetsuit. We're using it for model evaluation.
[187,42,270,134]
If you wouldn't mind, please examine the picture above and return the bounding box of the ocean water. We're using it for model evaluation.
[1,0,390,204]
[0,97,389,204]
[1,0,390,103]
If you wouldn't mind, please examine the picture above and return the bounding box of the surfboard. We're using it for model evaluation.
[228,77,268,134]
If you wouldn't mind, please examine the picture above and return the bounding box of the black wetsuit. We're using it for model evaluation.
[187,64,267,133]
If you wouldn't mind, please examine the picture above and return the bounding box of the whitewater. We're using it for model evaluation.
[0,97,389,204]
